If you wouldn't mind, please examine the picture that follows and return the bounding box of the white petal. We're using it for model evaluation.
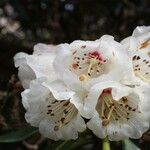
[26,54,56,80]
[72,113,86,132]
[54,36,133,91]
[106,123,132,141]
[85,80,150,140]
[83,81,131,118]
[43,80,75,100]
[21,78,86,140]
[14,43,58,89]
[70,39,101,52]
[33,43,57,55]
[39,113,86,141]
[14,52,36,89]
[21,82,49,126]
[128,114,149,139]
[14,51,57,89]
[130,26,150,52]
[120,36,131,51]
[87,112,106,138]
[132,26,150,37]
[43,80,86,117]
[39,119,61,141]
[54,43,70,74]
[70,93,85,116]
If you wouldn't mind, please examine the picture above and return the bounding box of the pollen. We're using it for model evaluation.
[54,125,59,131]
[79,74,87,81]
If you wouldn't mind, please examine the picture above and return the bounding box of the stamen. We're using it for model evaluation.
[71,49,107,80]
[102,119,110,126]
[47,100,77,131]
[107,105,115,120]
[140,38,150,49]
[97,89,139,127]
[87,61,93,75]
[102,105,115,127]
[134,71,150,83]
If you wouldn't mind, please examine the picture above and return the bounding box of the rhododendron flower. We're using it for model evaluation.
[54,35,132,90]
[121,26,150,84]
[83,81,150,141]
[14,43,86,140]
[14,33,150,141]
[22,78,86,140]
[14,43,57,89]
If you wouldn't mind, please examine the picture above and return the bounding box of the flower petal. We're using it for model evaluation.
[14,52,36,88]
[83,81,131,118]
[21,78,86,140]
[85,81,150,140]
[14,44,57,88]
[43,80,75,100]
[54,36,133,91]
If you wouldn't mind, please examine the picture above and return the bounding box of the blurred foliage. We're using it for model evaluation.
[123,139,139,150]
[0,0,150,149]
[0,127,38,143]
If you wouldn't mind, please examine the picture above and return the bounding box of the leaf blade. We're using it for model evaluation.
[0,127,38,143]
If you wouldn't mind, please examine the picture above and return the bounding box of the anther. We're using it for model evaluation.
[79,74,87,81]
[54,126,59,131]
[102,119,110,127]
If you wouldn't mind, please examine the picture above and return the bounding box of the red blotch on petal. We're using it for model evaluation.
[88,51,103,61]
[72,63,79,69]
[102,88,112,94]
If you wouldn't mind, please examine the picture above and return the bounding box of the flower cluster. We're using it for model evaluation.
[14,26,150,141]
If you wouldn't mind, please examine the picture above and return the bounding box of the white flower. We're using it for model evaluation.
[54,35,132,90]
[15,43,87,140]
[14,43,57,89]
[121,26,150,84]
[83,81,150,141]
[22,78,86,141]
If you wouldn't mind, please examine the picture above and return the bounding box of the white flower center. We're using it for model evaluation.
[70,46,107,81]
[96,89,140,127]
[46,96,77,131]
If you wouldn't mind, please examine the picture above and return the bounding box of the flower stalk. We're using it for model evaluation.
[102,137,110,150]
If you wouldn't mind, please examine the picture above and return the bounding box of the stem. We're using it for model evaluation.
[102,137,111,150]
[56,140,68,150]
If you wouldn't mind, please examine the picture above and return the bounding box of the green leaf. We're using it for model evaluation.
[69,137,92,150]
[0,127,38,143]
[49,140,73,150]
[123,139,140,150]
[55,141,69,150]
